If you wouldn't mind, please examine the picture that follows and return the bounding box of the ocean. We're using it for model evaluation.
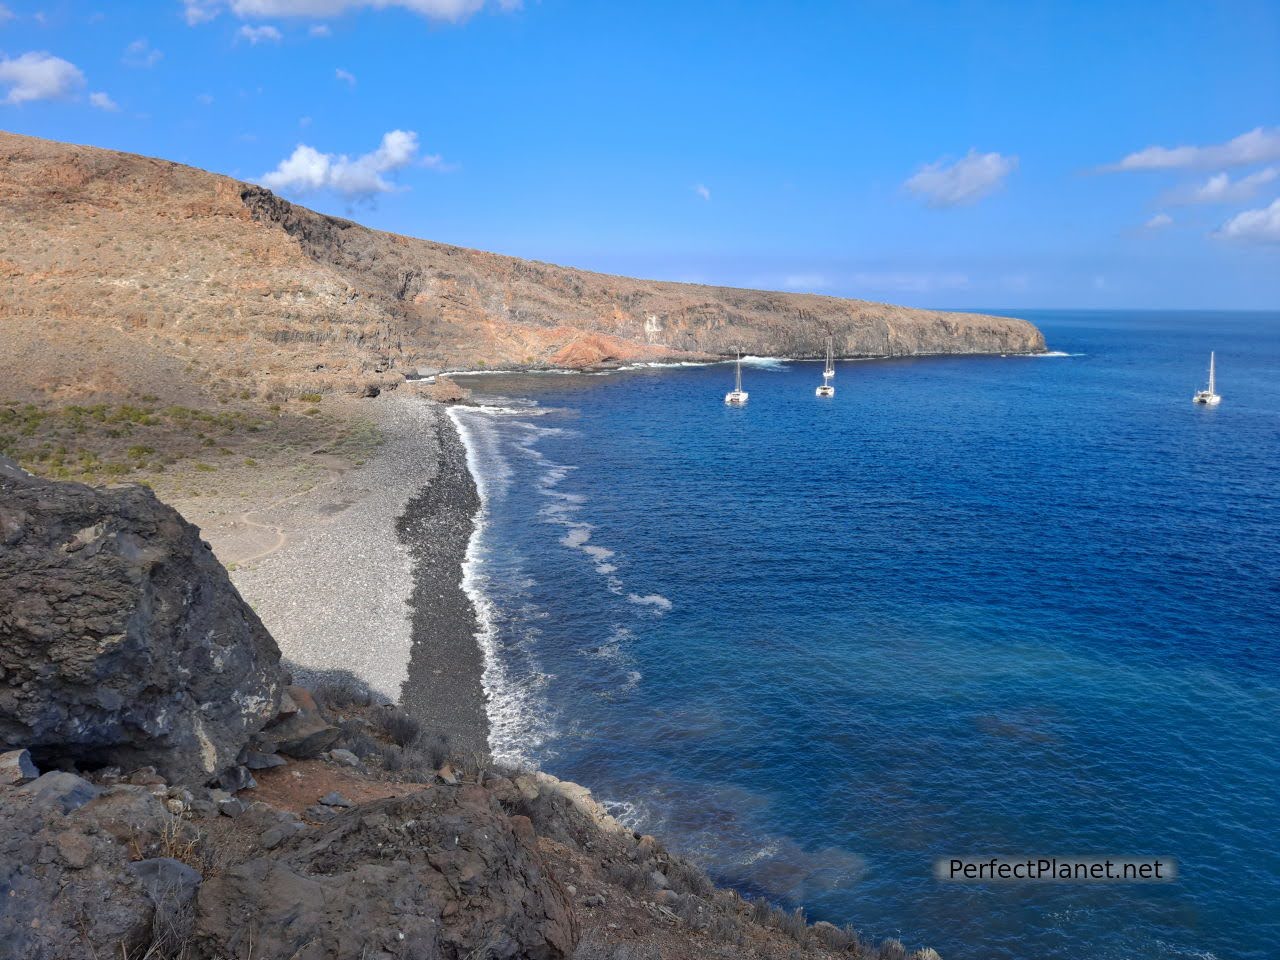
[449,310,1280,960]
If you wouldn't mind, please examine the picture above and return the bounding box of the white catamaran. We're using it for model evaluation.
[724,351,748,405]
[816,337,835,397]
[1192,351,1221,406]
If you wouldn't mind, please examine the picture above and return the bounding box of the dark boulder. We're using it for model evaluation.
[0,470,284,784]
[17,771,101,813]
[260,685,339,759]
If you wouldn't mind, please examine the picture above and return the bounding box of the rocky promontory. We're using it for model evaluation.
[0,130,1044,413]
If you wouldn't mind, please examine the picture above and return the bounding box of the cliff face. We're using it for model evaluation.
[0,130,1044,405]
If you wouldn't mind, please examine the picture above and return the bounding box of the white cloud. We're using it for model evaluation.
[123,38,163,68]
[239,23,283,43]
[89,91,119,111]
[261,129,440,197]
[1217,198,1280,244]
[183,0,221,24]
[1162,167,1279,206]
[1107,127,1280,172]
[0,5,14,25]
[905,149,1017,207]
[0,51,85,105]
[693,183,710,201]
[184,0,519,25]
[335,67,356,85]
[1145,212,1173,229]
[309,23,331,35]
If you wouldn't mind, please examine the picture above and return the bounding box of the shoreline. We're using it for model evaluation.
[223,393,494,757]
[215,391,494,768]
[430,346,1059,378]
[395,405,491,759]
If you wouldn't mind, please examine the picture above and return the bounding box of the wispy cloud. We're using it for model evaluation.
[905,149,1017,207]
[309,23,331,36]
[851,270,970,293]
[1161,167,1278,206]
[184,0,521,26]
[693,183,710,201]
[261,129,447,198]
[89,91,119,111]
[0,51,85,105]
[1144,212,1173,229]
[239,23,283,43]
[1105,126,1280,172]
[123,38,163,68]
[782,273,827,291]
[0,4,14,25]
[1216,198,1280,244]
[335,67,356,86]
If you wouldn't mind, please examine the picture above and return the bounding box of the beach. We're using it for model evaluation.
[221,393,492,758]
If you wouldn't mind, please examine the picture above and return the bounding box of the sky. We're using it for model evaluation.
[1,0,1279,310]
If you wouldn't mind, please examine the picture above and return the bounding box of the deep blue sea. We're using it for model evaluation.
[450,311,1279,960]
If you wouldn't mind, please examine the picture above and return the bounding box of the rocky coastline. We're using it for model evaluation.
[0,449,944,960]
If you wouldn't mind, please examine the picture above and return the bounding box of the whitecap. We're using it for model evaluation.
[560,525,593,549]
[628,593,673,613]
[738,355,789,369]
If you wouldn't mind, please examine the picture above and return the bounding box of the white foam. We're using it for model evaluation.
[1023,350,1083,358]
[469,403,552,416]
[738,355,789,368]
[628,592,673,613]
[560,525,593,549]
[448,406,556,766]
[742,842,781,865]
[600,797,646,830]
[615,360,718,371]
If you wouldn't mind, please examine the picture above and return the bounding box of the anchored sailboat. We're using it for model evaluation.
[724,351,748,405]
[1192,351,1222,406]
[816,337,835,397]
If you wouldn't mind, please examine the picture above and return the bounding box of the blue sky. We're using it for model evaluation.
[2,0,1278,309]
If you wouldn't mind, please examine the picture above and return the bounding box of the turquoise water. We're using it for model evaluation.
[450,311,1280,960]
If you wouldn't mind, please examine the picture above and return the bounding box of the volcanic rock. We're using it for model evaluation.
[0,470,284,784]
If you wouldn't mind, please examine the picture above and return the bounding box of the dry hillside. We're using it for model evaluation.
[1,129,1044,410]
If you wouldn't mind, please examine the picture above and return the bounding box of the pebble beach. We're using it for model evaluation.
[228,394,492,757]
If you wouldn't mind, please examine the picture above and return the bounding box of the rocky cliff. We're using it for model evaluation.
[0,130,1043,407]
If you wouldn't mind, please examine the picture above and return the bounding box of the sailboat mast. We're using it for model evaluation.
[1209,351,1215,395]
[735,353,742,393]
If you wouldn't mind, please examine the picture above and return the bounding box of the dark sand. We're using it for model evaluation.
[397,409,491,759]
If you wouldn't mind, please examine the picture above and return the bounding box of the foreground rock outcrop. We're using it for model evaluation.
[0,461,283,784]
[194,786,577,960]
